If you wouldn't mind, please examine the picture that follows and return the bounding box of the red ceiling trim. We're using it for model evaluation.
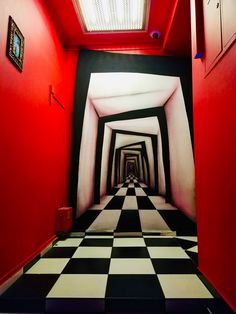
[162,0,179,52]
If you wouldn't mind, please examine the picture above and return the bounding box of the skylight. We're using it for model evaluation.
[75,0,147,32]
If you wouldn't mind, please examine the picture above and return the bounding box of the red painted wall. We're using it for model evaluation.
[191,2,236,311]
[0,0,77,284]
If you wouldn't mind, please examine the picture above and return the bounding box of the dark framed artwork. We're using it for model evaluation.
[6,16,24,72]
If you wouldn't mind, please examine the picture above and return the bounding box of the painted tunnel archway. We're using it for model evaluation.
[70,50,195,227]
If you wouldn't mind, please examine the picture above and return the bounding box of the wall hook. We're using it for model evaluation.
[49,85,65,110]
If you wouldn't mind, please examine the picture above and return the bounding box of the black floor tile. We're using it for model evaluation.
[72,211,102,232]
[109,187,120,195]
[105,275,165,312]
[46,298,105,313]
[111,247,149,258]
[116,210,141,232]
[0,274,59,312]
[106,274,164,298]
[134,183,141,187]
[206,299,235,314]
[105,196,125,209]
[175,238,198,250]
[85,231,114,236]
[145,237,180,247]
[80,238,113,247]
[122,183,129,187]
[43,247,77,258]
[62,258,110,274]
[142,188,157,196]
[151,258,198,274]
[165,299,216,314]
[158,210,197,235]
[106,299,165,313]
[137,196,156,209]
[127,188,135,195]
[186,251,198,265]
[1,274,59,298]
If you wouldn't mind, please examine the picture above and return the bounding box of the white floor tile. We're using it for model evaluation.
[26,258,69,274]
[100,195,113,204]
[139,210,171,232]
[122,196,138,209]
[135,188,147,196]
[116,188,127,196]
[139,183,147,187]
[113,238,146,247]
[155,203,177,210]
[54,238,83,247]
[158,275,213,299]
[187,245,198,253]
[148,196,166,207]
[128,183,135,188]
[143,235,173,238]
[47,274,108,298]
[109,259,155,274]
[72,246,112,258]
[86,210,121,232]
[116,183,123,188]
[147,247,190,259]
[85,235,114,239]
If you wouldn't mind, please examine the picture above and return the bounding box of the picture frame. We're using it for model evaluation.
[6,16,24,72]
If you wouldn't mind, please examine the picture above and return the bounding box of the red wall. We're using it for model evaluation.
[191,2,236,311]
[0,0,77,284]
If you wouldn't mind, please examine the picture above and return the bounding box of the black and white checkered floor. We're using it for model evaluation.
[72,177,197,236]
[0,178,233,313]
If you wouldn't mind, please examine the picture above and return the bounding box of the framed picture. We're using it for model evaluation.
[6,16,24,72]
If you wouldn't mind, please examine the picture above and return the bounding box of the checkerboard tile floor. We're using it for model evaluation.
[73,176,197,236]
[0,234,233,313]
[0,177,233,313]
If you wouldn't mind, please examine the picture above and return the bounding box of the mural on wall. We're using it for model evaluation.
[70,50,195,233]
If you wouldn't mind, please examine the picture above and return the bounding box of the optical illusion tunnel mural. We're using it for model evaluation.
[70,50,195,234]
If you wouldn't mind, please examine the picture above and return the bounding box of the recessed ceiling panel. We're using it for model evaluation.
[76,0,147,32]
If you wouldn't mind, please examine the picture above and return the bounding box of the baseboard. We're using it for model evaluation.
[199,268,236,313]
[0,234,57,294]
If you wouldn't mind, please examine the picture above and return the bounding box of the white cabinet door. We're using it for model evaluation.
[203,0,222,70]
[221,0,236,47]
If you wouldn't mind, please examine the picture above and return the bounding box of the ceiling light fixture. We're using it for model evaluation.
[75,0,147,32]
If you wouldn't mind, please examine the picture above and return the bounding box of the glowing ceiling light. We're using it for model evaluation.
[131,0,139,22]
[116,0,124,23]
[101,0,110,23]
[75,0,147,32]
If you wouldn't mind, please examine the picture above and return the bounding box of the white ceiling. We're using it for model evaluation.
[120,144,142,149]
[88,72,179,117]
[106,116,160,135]
[122,150,141,155]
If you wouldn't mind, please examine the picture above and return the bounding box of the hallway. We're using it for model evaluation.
[0,177,233,313]
[1,1,236,312]
[72,175,197,237]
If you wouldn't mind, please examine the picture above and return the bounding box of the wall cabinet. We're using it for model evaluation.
[221,0,236,47]
[203,0,236,73]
